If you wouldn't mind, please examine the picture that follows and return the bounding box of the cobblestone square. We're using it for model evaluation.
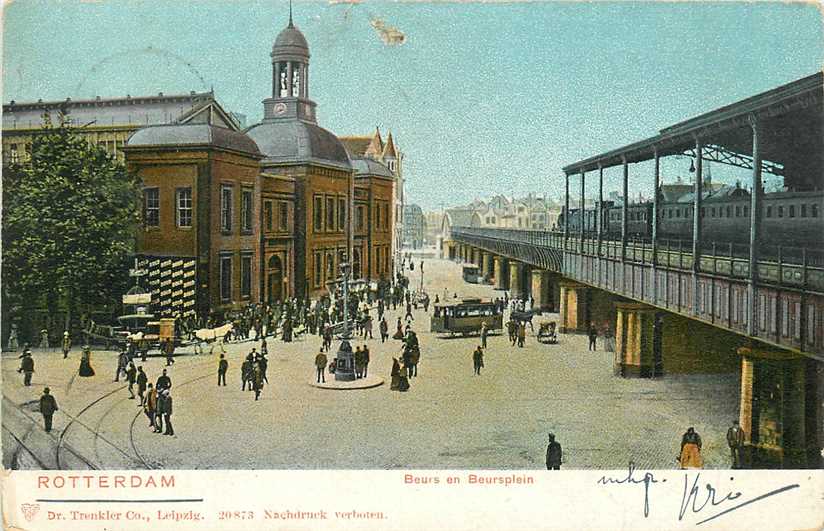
[3,259,740,470]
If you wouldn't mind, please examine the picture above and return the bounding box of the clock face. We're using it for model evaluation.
[274,102,287,115]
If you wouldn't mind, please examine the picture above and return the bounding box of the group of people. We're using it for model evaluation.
[240,348,269,400]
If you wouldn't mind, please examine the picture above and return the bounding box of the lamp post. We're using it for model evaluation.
[334,262,356,381]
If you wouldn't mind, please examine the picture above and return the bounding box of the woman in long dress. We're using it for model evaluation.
[390,358,401,390]
[678,427,703,469]
[79,345,95,377]
[392,318,404,340]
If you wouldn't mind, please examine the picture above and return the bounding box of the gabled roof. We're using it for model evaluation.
[382,132,397,159]
[176,99,241,131]
[340,127,384,159]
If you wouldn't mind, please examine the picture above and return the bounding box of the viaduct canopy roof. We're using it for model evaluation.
[563,73,823,190]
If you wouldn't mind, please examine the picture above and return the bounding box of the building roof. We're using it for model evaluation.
[272,19,310,61]
[245,119,351,170]
[125,124,261,156]
[351,157,393,178]
[340,136,373,158]
[443,208,475,227]
[382,132,397,159]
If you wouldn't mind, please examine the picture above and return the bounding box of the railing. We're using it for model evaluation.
[451,226,824,291]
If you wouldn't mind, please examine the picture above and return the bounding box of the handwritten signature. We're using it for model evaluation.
[678,473,799,526]
[597,462,661,517]
[597,464,800,525]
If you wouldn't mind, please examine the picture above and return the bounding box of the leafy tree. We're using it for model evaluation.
[2,116,140,339]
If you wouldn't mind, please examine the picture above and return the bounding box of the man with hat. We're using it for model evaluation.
[39,387,59,432]
[314,350,327,383]
[18,350,34,386]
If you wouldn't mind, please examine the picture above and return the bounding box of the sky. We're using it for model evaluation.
[3,1,822,210]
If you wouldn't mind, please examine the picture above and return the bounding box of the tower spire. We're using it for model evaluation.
[289,0,293,27]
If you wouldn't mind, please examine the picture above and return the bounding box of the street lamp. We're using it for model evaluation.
[334,262,356,381]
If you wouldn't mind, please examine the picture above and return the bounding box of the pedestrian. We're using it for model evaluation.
[379,317,389,343]
[315,350,328,383]
[726,420,745,469]
[39,387,58,432]
[678,427,703,469]
[159,390,174,435]
[473,346,484,376]
[507,320,517,346]
[517,322,526,348]
[354,346,365,378]
[363,345,370,378]
[393,318,404,340]
[7,324,19,352]
[126,362,137,399]
[39,328,49,350]
[252,362,264,401]
[155,369,172,393]
[114,350,128,382]
[136,366,148,405]
[587,322,598,351]
[79,345,95,377]
[164,339,175,366]
[480,322,488,349]
[145,383,158,431]
[322,325,333,352]
[364,315,373,339]
[61,331,71,359]
[241,354,253,391]
[546,433,563,470]
[218,354,228,386]
[259,353,269,384]
[18,350,34,386]
[404,302,414,322]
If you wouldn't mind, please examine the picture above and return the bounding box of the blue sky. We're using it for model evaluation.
[4,1,822,209]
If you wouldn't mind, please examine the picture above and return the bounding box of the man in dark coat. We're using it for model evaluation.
[155,369,172,393]
[114,350,129,382]
[546,433,562,470]
[18,351,34,386]
[315,350,328,383]
[362,345,371,378]
[218,354,228,386]
[136,366,148,405]
[726,420,745,469]
[39,387,58,432]
[241,355,253,391]
[473,346,484,376]
[126,362,137,399]
[259,353,269,384]
[164,339,176,366]
[158,390,174,435]
[379,318,389,343]
[587,322,598,351]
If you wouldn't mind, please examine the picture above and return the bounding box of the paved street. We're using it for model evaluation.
[2,258,739,470]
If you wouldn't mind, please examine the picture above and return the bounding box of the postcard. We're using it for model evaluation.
[2,1,823,529]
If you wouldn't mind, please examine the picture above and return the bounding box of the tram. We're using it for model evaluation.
[462,264,480,283]
[430,298,503,336]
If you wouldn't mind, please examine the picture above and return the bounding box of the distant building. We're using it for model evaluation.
[2,91,227,166]
[402,204,425,249]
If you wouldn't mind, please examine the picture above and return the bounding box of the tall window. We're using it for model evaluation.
[375,203,381,230]
[220,255,232,302]
[788,205,795,218]
[241,189,253,233]
[176,188,192,228]
[144,188,160,227]
[338,198,346,231]
[264,201,273,232]
[314,196,323,232]
[291,62,301,96]
[326,251,335,280]
[240,254,252,299]
[326,197,335,231]
[10,144,19,164]
[356,205,365,231]
[279,201,288,231]
[314,252,322,287]
[221,185,233,232]
[383,203,389,229]
[812,204,819,218]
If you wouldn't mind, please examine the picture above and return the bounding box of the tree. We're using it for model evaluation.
[2,117,140,340]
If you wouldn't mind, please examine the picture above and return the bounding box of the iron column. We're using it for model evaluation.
[692,137,703,316]
[748,114,761,336]
[621,155,628,262]
[580,170,585,254]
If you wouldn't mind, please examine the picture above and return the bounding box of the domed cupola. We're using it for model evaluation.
[265,6,315,123]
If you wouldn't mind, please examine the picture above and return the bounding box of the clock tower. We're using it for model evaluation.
[263,8,317,124]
